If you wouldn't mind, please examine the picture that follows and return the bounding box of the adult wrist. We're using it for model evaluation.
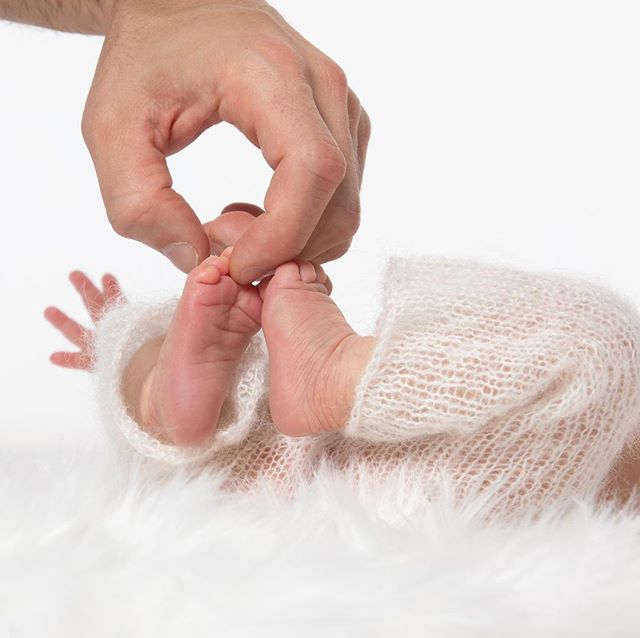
[103,0,274,33]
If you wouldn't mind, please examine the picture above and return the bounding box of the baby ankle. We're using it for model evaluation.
[327,334,376,431]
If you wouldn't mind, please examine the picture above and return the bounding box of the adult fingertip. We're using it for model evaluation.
[229,251,268,285]
[238,265,270,285]
[204,211,258,256]
[161,242,199,273]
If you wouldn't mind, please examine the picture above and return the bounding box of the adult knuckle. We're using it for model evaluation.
[253,35,305,76]
[323,60,348,94]
[107,197,147,238]
[109,207,136,238]
[81,101,115,146]
[301,139,347,188]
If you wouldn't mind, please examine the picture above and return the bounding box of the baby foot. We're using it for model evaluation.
[259,261,375,437]
[143,250,262,446]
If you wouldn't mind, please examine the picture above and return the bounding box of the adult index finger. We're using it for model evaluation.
[227,79,346,284]
[83,109,210,273]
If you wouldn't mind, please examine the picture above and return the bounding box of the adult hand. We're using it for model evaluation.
[82,0,371,281]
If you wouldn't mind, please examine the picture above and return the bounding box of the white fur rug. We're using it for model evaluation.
[2,432,640,637]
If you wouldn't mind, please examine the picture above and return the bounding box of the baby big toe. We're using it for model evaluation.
[194,257,222,285]
[273,261,305,284]
[298,261,317,284]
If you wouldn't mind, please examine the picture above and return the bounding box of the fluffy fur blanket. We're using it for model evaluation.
[1,432,640,637]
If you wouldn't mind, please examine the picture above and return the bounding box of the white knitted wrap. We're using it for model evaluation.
[94,298,269,467]
[94,257,640,519]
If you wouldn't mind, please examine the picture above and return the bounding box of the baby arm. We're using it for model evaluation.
[45,271,124,371]
[46,251,267,462]
[45,272,172,441]
[121,335,165,442]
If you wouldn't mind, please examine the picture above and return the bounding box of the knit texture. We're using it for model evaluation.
[94,299,269,467]
[94,257,640,520]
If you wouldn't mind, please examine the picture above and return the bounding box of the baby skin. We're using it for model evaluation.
[121,249,375,445]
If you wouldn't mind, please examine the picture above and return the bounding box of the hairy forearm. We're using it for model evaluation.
[0,0,275,34]
[0,0,113,34]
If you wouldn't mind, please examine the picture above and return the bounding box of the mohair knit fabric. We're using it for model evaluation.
[94,257,640,521]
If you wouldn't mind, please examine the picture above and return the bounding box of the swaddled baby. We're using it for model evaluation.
[46,247,640,521]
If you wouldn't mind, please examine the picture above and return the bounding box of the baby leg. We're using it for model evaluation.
[260,258,640,512]
[259,260,376,437]
[122,251,262,446]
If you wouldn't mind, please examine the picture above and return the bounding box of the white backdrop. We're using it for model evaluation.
[1,0,640,446]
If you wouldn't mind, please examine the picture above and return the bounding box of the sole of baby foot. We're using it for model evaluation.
[260,261,375,437]
[141,252,262,446]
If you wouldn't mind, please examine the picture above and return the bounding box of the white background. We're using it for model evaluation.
[1,0,640,446]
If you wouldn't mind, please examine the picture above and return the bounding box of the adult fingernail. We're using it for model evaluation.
[255,269,275,283]
[161,242,199,273]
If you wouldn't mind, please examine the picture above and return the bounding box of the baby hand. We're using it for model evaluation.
[44,271,124,370]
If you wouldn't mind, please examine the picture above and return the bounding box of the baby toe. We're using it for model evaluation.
[273,261,305,284]
[193,257,222,285]
[210,253,230,277]
[220,245,234,261]
[311,263,332,294]
[297,261,317,284]
[257,274,274,302]
[314,263,327,284]
[324,274,333,296]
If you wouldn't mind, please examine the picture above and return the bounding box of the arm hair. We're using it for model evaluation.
[0,0,113,34]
